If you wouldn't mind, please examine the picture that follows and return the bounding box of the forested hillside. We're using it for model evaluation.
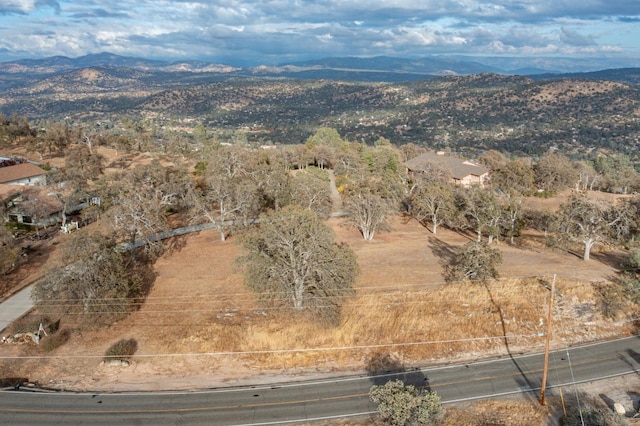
[0,69,638,158]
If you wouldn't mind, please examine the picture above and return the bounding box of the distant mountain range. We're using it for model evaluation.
[1,52,639,86]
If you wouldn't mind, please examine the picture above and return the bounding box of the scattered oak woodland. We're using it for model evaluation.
[0,73,639,424]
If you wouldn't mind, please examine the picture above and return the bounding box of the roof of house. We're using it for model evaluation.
[0,163,46,184]
[405,152,489,180]
[0,184,20,200]
[4,186,62,217]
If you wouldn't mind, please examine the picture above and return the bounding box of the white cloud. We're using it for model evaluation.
[0,0,637,64]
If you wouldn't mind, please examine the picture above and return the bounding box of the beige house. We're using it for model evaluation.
[405,151,489,187]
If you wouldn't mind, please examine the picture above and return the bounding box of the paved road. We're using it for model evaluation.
[0,285,33,333]
[1,336,639,425]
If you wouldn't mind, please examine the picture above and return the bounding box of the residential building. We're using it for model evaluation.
[405,151,489,187]
[0,162,47,186]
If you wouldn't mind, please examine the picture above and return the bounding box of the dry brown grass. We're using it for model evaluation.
[443,398,551,426]
[0,140,633,407]
[0,210,630,393]
[160,276,618,374]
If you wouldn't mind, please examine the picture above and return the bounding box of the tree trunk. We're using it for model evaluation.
[293,277,305,310]
[583,238,595,261]
[130,230,137,263]
[61,202,68,227]
[431,215,438,234]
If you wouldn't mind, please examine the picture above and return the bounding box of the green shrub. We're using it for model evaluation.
[6,222,34,232]
[534,189,555,198]
[104,338,138,362]
[370,379,444,425]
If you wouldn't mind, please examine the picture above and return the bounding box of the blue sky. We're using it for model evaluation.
[0,0,639,67]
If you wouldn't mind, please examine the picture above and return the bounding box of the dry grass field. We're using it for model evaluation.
[1,147,638,424]
[1,214,632,388]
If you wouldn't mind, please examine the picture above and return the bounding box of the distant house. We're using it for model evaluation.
[0,162,47,186]
[405,151,489,187]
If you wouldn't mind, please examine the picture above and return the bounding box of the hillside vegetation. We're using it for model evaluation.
[0,68,638,157]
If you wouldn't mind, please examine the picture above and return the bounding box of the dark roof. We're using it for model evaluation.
[405,152,489,180]
[0,163,46,184]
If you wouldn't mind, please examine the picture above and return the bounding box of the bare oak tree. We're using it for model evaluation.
[48,144,105,227]
[290,166,332,218]
[343,178,395,241]
[239,205,358,324]
[410,181,456,234]
[457,186,502,243]
[502,190,524,245]
[553,194,635,261]
[106,162,189,259]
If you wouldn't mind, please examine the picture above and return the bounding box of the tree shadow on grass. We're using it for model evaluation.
[627,390,640,413]
[164,234,188,255]
[134,262,157,304]
[427,236,457,269]
[365,352,430,391]
[563,246,626,270]
[484,279,546,401]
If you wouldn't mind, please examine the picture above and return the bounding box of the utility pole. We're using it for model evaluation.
[540,274,556,406]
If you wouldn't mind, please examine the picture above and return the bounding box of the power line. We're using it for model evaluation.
[26,303,549,316]
[0,333,544,360]
[14,275,597,317]
[28,273,557,303]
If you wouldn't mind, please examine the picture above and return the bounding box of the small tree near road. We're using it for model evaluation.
[32,231,151,327]
[369,379,444,426]
[239,205,358,324]
[445,241,502,284]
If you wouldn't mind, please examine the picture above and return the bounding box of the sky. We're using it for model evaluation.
[0,0,639,67]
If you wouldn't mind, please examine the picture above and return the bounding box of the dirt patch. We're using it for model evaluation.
[0,230,62,301]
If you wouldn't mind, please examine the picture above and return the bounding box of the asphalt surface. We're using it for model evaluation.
[1,336,639,425]
[0,284,33,334]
